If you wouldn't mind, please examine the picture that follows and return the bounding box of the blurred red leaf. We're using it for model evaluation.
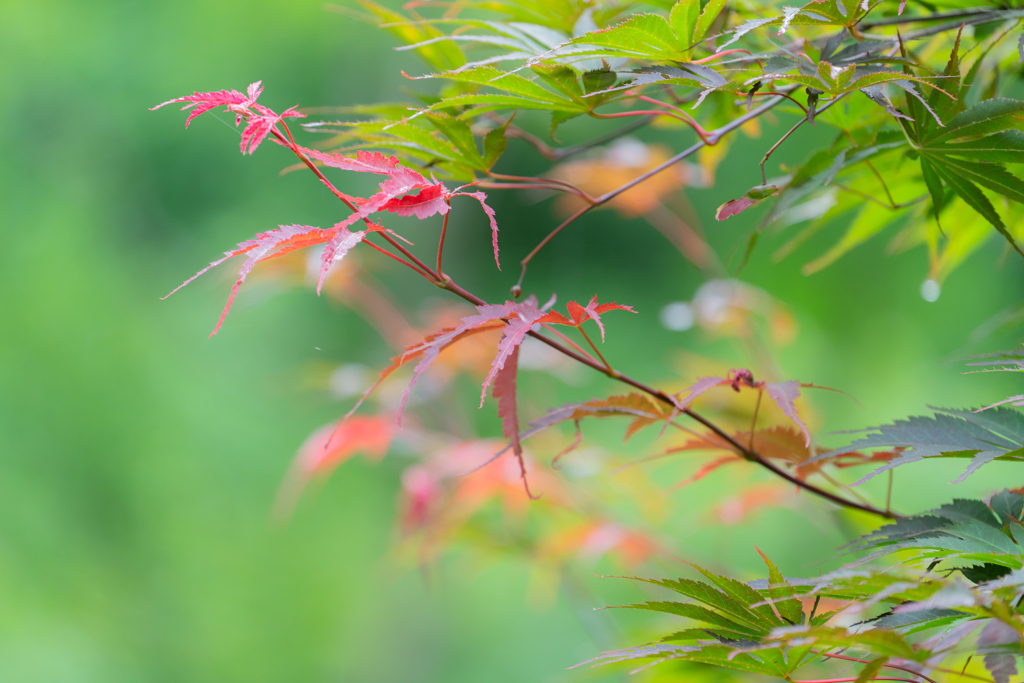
[715,184,778,221]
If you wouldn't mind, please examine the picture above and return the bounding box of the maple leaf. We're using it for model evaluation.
[808,407,1024,484]
[650,426,898,489]
[978,619,1020,683]
[495,393,671,464]
[673,370,832,446]
[156,84,504,270]
[151,81,305,155]
[450,190,500,268]
[338,318,508,431]
[397,301,516,421]
[493,341,522,460]
[292,146,503,268]
[561,295,637,342]
[536,295,637,343]
[478,301,546,407]
[240,104,304,155]
[294,147,405,176]
[716,185,778,221]
[163,223,380,336]
[273,415,394,519]
[151,82,262,127]
[383,184,450,219]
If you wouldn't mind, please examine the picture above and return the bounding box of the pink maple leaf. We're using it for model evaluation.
[151,82,262,128]
[317,227,371,295]
[295,146,406,177]
[493,342,522,459]
[152,81,305,155]
[554,296,637,341]
[396,302,517,423]
[241,104,305,155]
[382,184,451,220]
[678,375,733,411]
[479,299,546,407]
[584,296,635,342]
[765,381,810,447]
[163,222,378,337]
[451,191,501,269]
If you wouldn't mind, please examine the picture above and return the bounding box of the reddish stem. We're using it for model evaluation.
[578,326,612,372]
[436,202,451,279]
[693,48,752,62]
[362,237,432,277]
[539,323,599,364]
[633,95,716,143]
[813,652,939,683]
[747,90,809,114]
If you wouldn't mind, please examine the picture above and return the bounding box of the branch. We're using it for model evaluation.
[522,328,897,519]
[279,103,897,521]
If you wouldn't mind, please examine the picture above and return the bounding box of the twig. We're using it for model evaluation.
[521,328,897,519]
[761,117,807,185]
[578,326,612,372]
[436,203,451,279]
[362,237,434,278]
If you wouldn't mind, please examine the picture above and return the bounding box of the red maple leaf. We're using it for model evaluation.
[163,223,381,337]
[273,414,394,520]
[151,81,305,155]
[544,295,636,341]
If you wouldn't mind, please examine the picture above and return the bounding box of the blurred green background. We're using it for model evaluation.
[1,1,1023,681]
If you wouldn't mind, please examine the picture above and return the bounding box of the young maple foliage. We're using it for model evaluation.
[152,82,501,335]
[273,414,394,518]
[150,81,304,155]
[298,294,637,495]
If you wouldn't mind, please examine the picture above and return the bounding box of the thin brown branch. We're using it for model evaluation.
[761,117,806,185]
[522,328,897,519]
[592,108,716,145]
[436,203,451,279]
